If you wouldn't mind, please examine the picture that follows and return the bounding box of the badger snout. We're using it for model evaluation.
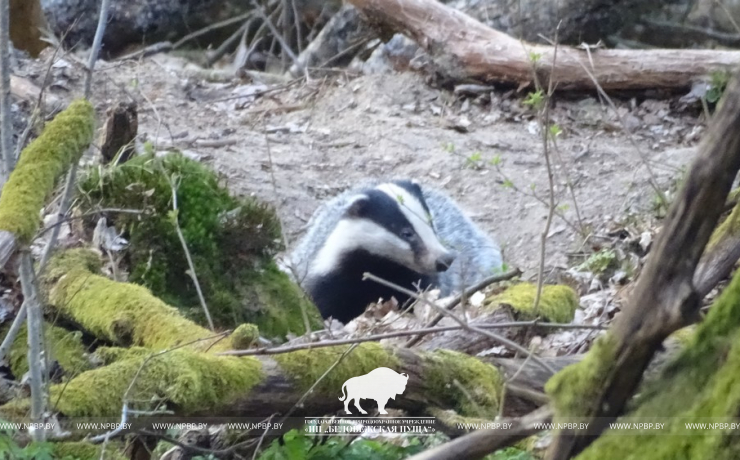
[435,251,456,272]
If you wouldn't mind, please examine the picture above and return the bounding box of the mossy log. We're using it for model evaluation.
[5,321,91,379]
[0,249,512,423]
[1,343,504,423]
[0,99,95,268]
[41,249,229,352]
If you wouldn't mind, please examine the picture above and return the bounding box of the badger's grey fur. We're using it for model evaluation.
[285,180,503,323]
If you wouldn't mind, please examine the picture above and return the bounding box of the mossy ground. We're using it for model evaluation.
[486,283,579,323]
[51,441,126,460]
[77,152,320,338]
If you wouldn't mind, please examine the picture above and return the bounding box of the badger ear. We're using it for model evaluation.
[346,195,369,218]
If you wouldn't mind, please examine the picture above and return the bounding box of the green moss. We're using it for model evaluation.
[274,342,398,395]
[231,323,259,349]
[486,283,578,323]
[46,349,261,417]
[44,249,228,352]
[43,247,103,283]
[93,346,152,364]
[77,152,320,338]
[708,200,740,250]
[0,397,30,420]
[8,322,90,378]
[52,441,126,460]
[577,249,618,274]
[0,99,94,243]
[423,350,502,417]
[667,325,695,346]
[574,268,740,459]
[240,261,322,339]
[727,187,740,205]
[546,333,618,420]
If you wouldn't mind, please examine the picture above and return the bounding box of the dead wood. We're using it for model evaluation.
[100,102,138,164]
[9,0,48,57]
[546,74,740,459]
[0,231,16,269]
[407,406,553,460]
[417,307,519,355]
[694,233,740,297]
[10,75,61,112]
[347,0,740,91]
[289,5,374,76]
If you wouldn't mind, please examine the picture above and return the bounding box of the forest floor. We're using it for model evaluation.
[18,50,702,283]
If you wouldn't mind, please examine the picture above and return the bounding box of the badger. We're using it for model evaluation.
[285,180,503,323]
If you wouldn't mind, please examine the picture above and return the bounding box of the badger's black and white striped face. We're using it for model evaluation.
[311,180,456,277]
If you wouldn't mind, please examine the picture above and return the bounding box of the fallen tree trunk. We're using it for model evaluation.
[0,248,504,423]
[347,0,740,91]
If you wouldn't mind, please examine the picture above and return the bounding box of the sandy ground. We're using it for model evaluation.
[17,50,703,280]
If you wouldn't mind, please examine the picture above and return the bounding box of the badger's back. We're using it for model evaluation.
[423,189,503,295]
[285,187,365,284]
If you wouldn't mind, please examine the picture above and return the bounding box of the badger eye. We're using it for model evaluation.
[400,228,415,240]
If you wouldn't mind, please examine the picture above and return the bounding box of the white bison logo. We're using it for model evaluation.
[338,367,409,415]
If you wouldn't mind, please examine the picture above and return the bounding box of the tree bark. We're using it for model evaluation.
[545,73,740,459]
[347,0,740,91]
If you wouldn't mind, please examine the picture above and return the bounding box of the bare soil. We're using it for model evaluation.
[19,50,703,280]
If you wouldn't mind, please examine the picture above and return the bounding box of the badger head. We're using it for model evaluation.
[311,180,456,277]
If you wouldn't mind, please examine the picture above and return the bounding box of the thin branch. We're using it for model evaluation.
[363,272,556,374]
[38,166,78,269]
[173,12,253,50]
[169,176,215,331]
[217,320,605,356]
[20,251,45,441]
[0,302,26,363]
[407,406,553,460]
[0,0,13,182]
[84,0,112,98]
[250,0,299,67]
[531,28,559,317]
[34,207,144,239]
[405,269,522,347]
